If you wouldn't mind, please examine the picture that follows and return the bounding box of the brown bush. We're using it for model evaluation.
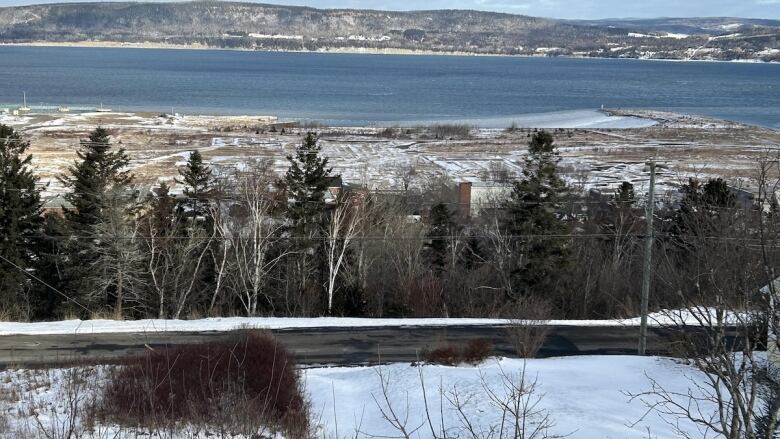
[462,338,494,364]
[100,331,308,437]
[422,339,493,366]
[422,346,460,366]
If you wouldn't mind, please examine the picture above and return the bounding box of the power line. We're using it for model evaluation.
[13,232,779,243]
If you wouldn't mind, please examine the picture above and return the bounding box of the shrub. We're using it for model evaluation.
[505,296,553,359]
[422,346,460,366]
[100,331,308,437]
[462,338,494,364]
[422,339,493,366]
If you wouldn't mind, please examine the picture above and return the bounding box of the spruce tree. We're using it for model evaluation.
[502,131,570,299]
[460,234,486,270]
[284,132,332,237]
[426,202,453,271]
[176,150,214,221]
[283,132,332,312]
[33,214,70,319]
[702,178,736,209]
[672,177,736,242]
[59,127,133,312]
[615,182,635,208]
[0,124,43,318]
[61,127,132,230]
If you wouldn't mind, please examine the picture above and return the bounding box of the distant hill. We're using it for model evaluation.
[572,17,780,35]
[0,2,777,61]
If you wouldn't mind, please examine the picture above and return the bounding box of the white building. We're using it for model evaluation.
[457,182,513,218]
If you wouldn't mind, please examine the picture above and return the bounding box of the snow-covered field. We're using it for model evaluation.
[0,356,725,439]
[0,310,727,335]
[16,107,778,199]
[307,356,712,439]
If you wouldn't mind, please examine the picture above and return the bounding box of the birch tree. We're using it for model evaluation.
[324,195,363,314]
[230,161,289,315]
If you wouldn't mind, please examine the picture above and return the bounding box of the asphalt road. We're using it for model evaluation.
[0,325,697,367]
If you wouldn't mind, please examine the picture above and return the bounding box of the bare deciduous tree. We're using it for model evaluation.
[90,189,147,318]
[229,161,290,315]
[325,195,364,314]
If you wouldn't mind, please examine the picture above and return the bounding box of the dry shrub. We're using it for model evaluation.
[423,346,460,366]
[423,339,494,365]
[100,330,308,437]
[407,273,446,317]
[462,338,494,364]
[505,296,553,358]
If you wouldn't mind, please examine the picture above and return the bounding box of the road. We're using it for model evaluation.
[0,324,700,368]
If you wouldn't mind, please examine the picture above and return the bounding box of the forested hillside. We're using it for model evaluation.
[0,2,777,61]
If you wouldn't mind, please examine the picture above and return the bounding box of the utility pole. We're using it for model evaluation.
[639,161,656,355]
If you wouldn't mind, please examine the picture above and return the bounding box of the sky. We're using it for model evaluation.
[0,0,778,20]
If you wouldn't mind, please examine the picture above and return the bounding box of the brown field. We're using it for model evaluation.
[4,109,778,197]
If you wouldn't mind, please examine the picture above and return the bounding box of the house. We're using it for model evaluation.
[729,185,755,209]
[458,181,513,218]
[41,194,74,217]
[324,175,344,205]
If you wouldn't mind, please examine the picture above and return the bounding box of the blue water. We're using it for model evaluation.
[0,46,778,129]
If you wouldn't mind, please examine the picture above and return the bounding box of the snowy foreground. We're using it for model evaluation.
[306,356,709,439]
[0,356,724,439]
[0,310,726,335]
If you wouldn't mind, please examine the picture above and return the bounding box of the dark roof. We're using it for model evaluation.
[325,175,343,188]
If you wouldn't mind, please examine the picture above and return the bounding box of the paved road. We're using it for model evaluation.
[0,325,700,367]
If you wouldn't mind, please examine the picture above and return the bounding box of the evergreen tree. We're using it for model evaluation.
[146,182,178,233]
[172,152,219,315]
[176,150,214,221]
[702,178,736,209]
[460,234,486,270]
[284,132,332,236]
[502,131,570,299]
[615,182,635,208]
[425,202,453,271]
[61,127,132,230]
[58,127,133,312]
[283,132,332,312]
[0,124,43,318]
[33,214,70,319]
[671,177,736,242]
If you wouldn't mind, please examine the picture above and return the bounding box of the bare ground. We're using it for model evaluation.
[4,109,778,197]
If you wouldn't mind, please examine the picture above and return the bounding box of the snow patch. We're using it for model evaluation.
[0,309,743,335]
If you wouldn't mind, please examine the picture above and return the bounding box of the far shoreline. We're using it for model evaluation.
[1,41,778,65]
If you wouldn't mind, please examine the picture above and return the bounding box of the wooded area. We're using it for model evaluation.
[1,125,779,322]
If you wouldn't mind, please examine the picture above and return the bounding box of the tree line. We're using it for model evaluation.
[1,125,778,322]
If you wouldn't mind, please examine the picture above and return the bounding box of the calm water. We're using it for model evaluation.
[0,46,778,129]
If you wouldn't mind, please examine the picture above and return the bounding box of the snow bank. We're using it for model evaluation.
[0,309,742,336]
[306,356,711,439]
